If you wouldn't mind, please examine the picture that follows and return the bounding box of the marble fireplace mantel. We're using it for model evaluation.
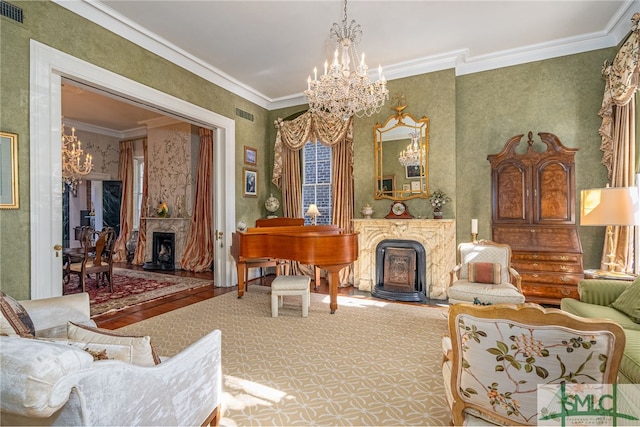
[144,217,191,269]
[352,219,456,300]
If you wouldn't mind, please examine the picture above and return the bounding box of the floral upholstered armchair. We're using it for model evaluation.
[442,303,627,425]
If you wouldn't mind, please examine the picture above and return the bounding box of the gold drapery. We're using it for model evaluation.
[273,111,355,285]
[180,128,215,273]
[597,13,640,272]
[132,138,148,265]
[112,140,134,262]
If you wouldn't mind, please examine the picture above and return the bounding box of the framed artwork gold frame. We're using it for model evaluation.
[244,146,257,166]
[0,132,19,209]
[243,168,258,197]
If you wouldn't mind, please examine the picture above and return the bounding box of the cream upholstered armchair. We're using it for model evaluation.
[448,240,525,305]
[441,303,627,426]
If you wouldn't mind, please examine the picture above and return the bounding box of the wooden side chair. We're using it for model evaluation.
[68,227,116,293]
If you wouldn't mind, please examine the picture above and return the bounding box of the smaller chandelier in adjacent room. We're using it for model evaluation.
[61,123,93,191]
[304,0,389,119]
[398,131,426,167]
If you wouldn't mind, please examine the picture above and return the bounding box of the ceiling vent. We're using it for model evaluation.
[235,108,254,122]
[1,1,23,23]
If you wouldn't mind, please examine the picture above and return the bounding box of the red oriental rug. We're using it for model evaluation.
[64,267,213,317]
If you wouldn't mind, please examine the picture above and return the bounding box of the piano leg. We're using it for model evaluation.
[236,261,246,298]
[324,266,341,314]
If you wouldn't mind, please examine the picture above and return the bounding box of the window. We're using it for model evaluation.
[302,141,331,225]
[133,157,144,230]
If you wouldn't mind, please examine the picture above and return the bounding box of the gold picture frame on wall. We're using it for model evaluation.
[0,132,19,209]
[244,146,257,166]
[243,168,257,197]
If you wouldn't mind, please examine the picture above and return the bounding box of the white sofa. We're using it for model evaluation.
[0,293,222,426]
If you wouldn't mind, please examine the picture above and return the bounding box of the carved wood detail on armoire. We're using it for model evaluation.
[488,131,583,305]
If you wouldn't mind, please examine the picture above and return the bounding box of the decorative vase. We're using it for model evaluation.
[433,208,443,219]
[126,230,139,262]
[361,204,374,219]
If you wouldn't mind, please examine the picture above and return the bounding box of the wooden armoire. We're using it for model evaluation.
[488,132,583,305]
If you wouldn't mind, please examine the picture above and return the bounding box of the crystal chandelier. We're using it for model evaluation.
[61,123,93,191]
[304,0,389,120]
[398,131,426,167]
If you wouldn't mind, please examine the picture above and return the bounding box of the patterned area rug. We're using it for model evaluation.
[64,268,213,317]
[118,285,451,426]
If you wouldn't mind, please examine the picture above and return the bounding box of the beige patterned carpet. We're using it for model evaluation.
[118,285,451,426]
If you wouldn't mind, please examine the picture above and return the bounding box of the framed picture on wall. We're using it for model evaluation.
[411,181,421,193]
[405,165,421,179]
[243,168,258,197]
[379,175,395,195]
[244,146,257,166]
[0,132,19,209]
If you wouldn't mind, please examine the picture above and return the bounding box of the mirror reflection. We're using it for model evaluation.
[374,103,430,200]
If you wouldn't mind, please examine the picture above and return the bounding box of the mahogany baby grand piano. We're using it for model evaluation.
[230,223,358,314]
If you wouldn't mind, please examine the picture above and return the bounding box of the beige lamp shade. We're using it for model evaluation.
[306,204,321,217]
[580,187,640,226]
[306,203,321,225]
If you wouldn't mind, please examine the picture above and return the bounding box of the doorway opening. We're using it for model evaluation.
[30,40,236,299]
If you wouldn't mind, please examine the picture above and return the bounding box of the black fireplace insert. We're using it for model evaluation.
[372,239,427,303]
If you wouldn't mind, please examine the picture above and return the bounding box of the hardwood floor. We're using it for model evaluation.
[93,263,364,330]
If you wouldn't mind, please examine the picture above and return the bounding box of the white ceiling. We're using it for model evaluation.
[58,0,638,134]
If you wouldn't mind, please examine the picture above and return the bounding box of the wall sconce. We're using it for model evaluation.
[581,186,640,277]
[306,203,321,225]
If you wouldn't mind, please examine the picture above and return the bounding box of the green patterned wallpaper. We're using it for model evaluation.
[0,1,619,299]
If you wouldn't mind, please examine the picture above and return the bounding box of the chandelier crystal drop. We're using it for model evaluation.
[62,123,93,191]
[398,131,426,167]
[304,0,389,120]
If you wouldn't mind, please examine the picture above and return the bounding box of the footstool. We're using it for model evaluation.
[271,275,311,317]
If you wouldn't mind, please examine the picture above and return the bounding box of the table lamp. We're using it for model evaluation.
[306,204,321,225]
[580,186,640,276]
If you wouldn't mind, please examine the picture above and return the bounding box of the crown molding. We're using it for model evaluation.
[54,0,638,111]
[63,118,147,139]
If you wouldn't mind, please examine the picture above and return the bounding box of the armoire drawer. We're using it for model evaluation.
[512,252,582,264]
[512,261,583,274]
[522,283,578,300]
[519,271,583,286]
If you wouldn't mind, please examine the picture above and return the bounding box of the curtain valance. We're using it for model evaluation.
[599,13,640,178]
[272,111,353,188]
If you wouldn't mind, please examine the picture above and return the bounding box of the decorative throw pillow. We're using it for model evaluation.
[0,292,36,337]
[38,337,135,363]
[610,279,640,323]
[468,262,502,285]
[67,321,161,366]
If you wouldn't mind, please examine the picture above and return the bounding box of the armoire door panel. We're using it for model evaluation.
[493,162,529,223]
[535,160,574,223]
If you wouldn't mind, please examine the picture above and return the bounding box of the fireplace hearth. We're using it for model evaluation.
[143,232,175,271]
[373,239,427,303]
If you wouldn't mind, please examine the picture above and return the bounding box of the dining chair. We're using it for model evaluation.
[68,227,116,293]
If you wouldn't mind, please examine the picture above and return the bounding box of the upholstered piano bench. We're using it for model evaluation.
[271,275,311,318]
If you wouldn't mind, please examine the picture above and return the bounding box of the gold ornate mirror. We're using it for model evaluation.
[374,103,429,200]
